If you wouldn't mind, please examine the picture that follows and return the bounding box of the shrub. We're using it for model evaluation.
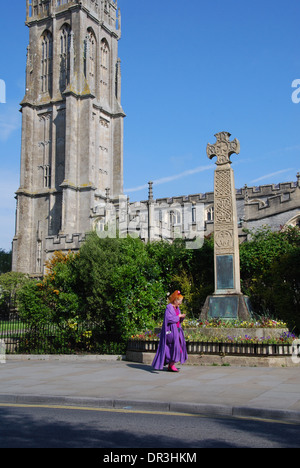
[240,226,300,332]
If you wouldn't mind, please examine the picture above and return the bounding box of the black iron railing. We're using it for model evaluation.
[0,318,125,355]
[127,339,293,356]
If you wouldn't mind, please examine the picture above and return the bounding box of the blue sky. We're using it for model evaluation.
[0,0,300,251]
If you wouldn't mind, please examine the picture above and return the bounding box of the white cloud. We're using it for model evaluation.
[125,164,213,193]
[251,168,294,183]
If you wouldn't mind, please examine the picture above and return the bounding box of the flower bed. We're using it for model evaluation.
[128,324,297,357]
[151,318,292,341]
[183,318,288,329]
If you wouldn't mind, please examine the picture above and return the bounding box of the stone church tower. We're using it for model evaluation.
[12,0,125,275]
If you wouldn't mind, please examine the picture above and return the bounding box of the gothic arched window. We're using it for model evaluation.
[205,205,214,222]
[44,164,51,188]
[84,29,97,94]
[41,30,53,94]
[59,24,72,92]
[170,209,181,226]
[100,39,110,100]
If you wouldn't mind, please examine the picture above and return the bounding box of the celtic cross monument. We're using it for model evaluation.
[201,132,251,320]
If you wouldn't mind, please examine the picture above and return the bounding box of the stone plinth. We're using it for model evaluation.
[200,295,252,321]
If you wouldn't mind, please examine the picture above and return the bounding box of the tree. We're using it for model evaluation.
[17,251,82,325]
[268,248,300,333]
[16,232,215,334]
[0,249,12,274]
[75,233,167,335]
[74,233,123,325]
[16,225,300,341]
[240,226,300,331]
[0,272,30,317]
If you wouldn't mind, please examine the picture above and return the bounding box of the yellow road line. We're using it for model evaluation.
[0,403,199,418]
[0,403,299,426]
[0,402,298,425]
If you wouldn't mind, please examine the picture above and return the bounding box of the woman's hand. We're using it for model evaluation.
[179,314,186,319]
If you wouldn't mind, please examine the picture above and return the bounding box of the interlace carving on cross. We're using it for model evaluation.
[207,131,240,166]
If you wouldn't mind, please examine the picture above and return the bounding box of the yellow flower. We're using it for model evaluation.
[83,331,92,339]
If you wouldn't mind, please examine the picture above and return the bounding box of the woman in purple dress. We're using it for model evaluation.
[152,290,188,372]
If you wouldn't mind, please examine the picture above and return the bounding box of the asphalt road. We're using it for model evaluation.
[0,404,300,449]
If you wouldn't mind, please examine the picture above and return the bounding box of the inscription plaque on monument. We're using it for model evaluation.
[209,296,238,319]
[216,255,234,290]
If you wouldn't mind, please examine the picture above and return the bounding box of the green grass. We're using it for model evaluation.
[0,321,27,337]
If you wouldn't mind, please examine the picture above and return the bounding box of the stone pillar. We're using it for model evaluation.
[208,132,241,295]
[147,181,155,242]
[200,132,251,321]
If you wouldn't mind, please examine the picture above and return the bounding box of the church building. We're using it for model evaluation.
[12,0,300,276]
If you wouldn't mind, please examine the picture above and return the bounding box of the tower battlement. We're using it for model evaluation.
[26,0,120,33]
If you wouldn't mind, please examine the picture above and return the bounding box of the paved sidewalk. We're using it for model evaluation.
[0,356,300,423]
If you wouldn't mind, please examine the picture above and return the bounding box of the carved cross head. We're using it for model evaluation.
[207,132,240,166]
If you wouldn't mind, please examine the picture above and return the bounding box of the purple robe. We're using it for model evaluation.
[152,303,188,370]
